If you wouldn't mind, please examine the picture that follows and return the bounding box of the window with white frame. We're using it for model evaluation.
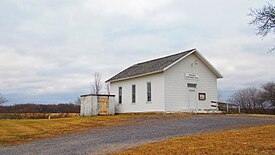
[147,82,151,102]
[118,87,122,104]
[187,83,197,88]
[132,85,136,103]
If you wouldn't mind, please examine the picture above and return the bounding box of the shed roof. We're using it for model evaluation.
[106,49,194,82]
[80,94,115,97]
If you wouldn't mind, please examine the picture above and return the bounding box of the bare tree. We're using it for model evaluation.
[105,83,110,95]
[249,3,275,51]
[90,72,102,95]
[228,87,262,113]
[260,82,275,107]
[249,3,275,37]
[228,82,275,114]
[74,97,81,106]
[0,93,8,105]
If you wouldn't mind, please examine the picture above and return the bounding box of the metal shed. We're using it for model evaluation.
[80,94,115,116]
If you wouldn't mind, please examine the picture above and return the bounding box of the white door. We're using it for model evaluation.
[188,89,196,110]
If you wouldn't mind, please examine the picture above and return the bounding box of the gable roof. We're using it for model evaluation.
[106,48,223,82]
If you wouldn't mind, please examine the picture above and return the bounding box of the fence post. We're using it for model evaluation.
[226,103,229,114]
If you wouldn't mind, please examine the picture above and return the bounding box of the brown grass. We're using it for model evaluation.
[0,113,191,147]
[115,124,275,155]
[0,113,79,119]
[227,114,275,118]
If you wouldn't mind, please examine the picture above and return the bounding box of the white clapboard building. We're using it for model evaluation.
[106,49,223,113]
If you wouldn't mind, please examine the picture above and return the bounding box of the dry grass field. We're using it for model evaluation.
[227,113,275,118]
[0,113,79,119]
[0,113,190,146]
[115,124,275,155]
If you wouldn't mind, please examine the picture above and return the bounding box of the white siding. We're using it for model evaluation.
[164,53,218,112]
[80,96,97,116]
[110,73,165,113]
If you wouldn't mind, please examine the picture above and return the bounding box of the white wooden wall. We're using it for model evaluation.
[164,53,218,112]
[110,73,165,113]
[80,96,97,116]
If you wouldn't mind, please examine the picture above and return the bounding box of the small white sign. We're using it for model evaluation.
[185,73,199,80]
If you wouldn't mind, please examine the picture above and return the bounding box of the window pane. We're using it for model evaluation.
[147,82,151,91]
[187,83,197,88]
[147,82,151,102]
[147,92,151,101]
[119,87,122,104]
[132,85,136,103]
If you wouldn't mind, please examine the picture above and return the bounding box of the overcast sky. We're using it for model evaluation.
[0,0,274,104]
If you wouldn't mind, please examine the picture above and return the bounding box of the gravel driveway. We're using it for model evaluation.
[1,115,275,155]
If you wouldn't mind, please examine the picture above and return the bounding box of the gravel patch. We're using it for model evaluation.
[1,115,275,155]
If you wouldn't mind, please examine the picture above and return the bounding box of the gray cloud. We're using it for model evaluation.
[0,0,274,104]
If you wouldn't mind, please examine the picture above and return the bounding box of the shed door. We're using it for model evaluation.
[99,98,108,115]
[188,89,196,110]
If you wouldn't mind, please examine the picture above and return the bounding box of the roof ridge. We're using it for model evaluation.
[134,48,195,65]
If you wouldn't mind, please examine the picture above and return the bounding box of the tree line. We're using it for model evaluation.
[0,103,80,113]
[228,82,275,114]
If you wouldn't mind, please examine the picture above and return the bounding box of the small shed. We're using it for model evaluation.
[80,94,115,116]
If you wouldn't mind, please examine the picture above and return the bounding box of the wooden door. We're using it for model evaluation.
[99,98,108,115]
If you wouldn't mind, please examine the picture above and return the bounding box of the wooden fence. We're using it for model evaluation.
[211,101,240,114]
